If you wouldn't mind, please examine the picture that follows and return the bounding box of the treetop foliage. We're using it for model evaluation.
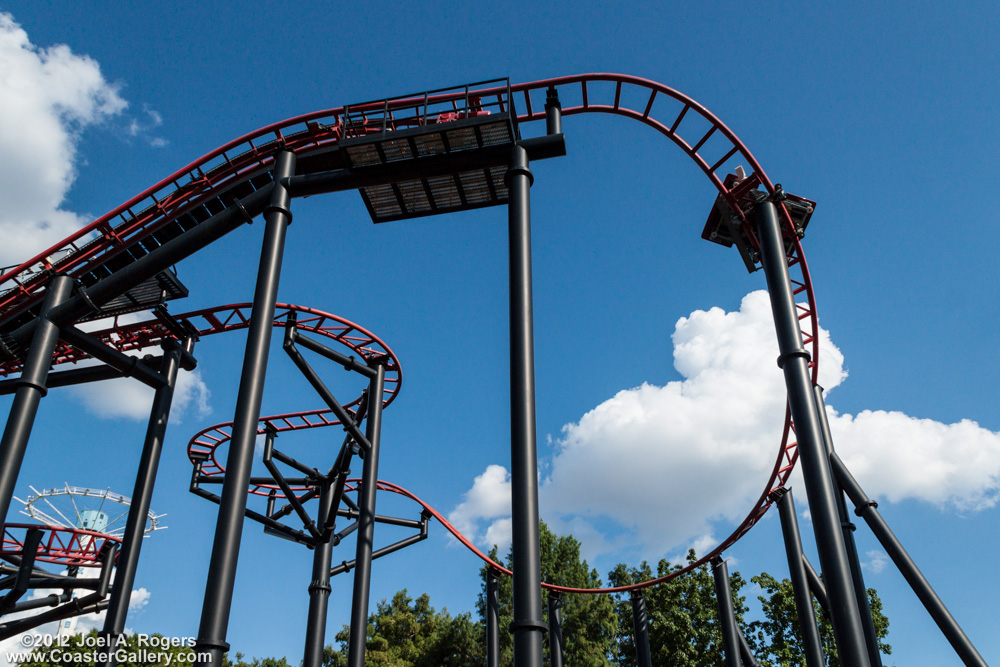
[18,525,891,667]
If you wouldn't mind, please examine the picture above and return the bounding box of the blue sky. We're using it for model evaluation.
[1,1,999,665]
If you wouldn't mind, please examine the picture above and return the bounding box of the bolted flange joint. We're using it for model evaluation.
[776,349,811,369]
[308,580,332,595]
[509,619,548,634]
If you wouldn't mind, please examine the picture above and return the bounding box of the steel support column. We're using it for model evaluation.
[754,199,870,667]
[545,88,562,136]
[774,488,825,667]
[738,628,760,667]
[101,336,193,661]
[630,591,652,667]
[803,556,830,611]
[548,592,564,667]
[346,364,385,667]
[0,274,73,527]
[487,569,501,667]
[195,150,296,667]
[711,557,741,667]
[830,452,987,667]
[303,484,336,667]
[506,143,545,667]
[814,386,882,667]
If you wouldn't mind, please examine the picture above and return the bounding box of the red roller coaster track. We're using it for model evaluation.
[0,302,402,398]
[1,73,819,590]
[1,524,119,567]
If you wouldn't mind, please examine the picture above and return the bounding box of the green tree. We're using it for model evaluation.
[223,654,293,667]
[312,526,893,667]
[608,550,748,667]
[477,522,617,666]
[747,572,892,667]
[327,589,480,667]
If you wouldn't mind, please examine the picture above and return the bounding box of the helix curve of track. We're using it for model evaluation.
[181,304,400,495]
[0,73,821,591]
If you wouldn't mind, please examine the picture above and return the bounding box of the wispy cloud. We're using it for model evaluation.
[125,104,167,148]
[863,550,890,574]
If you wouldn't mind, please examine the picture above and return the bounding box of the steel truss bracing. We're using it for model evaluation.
[189,304,426,667]
[0,73,987,667]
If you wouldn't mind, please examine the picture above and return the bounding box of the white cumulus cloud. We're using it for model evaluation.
[452,291,1000,562]
[0,12,127,268]
[448,464,511,544]
[127,586,151,612]
[828,408,1000,511]
[69,367,211,422]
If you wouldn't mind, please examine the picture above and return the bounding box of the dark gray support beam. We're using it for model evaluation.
[194,151,296,667]
[303,483,335,667]
[0,363,131,395]
[0,591,71,617]
[58,326,166,389]
[0,275,73,527]
[548,592,564,667]
[346,364,385,667]
[507,143,545,667]
[712,557,741,667]
[754,198,870,667]
[261,431,321,542]
[0,542,116,639]
[100,337,192,663]
[737,626,759,667]
[329,514,429,577]
[0,528,42,611]
[282,337,371,451]
[487,569,501,667]
[802,556,829,612]
[831,452,987,667]
[545,88,562,136]
[333,508,424,530]
[320,401,365,541]
[630,591,652,667]
[291,330,377,379]
[774,488,825,667]
[0,592,107,639]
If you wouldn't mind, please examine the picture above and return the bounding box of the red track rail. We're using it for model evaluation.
[191,405,369,497]
[3,73,819,566]
[1,523,120,567]
[0,303,403,408]
[355,478,759,594]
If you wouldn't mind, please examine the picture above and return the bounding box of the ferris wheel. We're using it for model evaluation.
[14,484,165,537]
[0,485,165,638]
